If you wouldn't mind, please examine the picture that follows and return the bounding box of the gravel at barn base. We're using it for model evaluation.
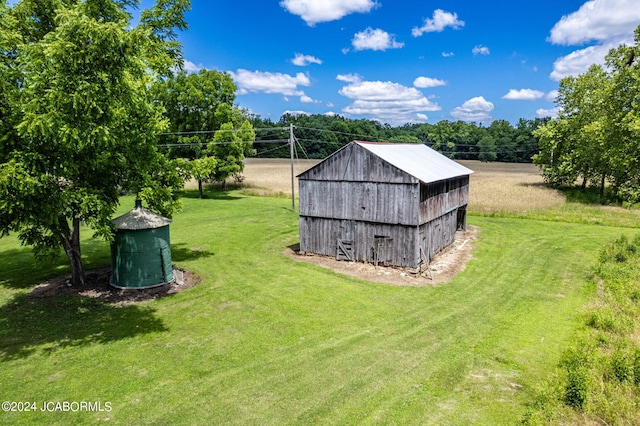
[286,225,479,286]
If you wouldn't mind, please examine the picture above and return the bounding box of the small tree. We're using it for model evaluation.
[0,0,190,286]
[209,115,256,188]
[151,69,254,197]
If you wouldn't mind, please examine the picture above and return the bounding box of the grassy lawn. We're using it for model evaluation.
[1,192,638,425]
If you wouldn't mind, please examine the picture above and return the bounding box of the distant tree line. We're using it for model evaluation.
[248,113,549,163]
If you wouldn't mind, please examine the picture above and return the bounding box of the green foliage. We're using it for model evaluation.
[477,135,497,162]
[534,26,640,204]
[565,368,589,409]
[0,0,189,285]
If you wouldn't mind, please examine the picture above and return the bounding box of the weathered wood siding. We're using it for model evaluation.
[418,209,459,263]
[299,143,417,184]
[299,217,420,268]
[299,180,419,226]
[418,176,470,223]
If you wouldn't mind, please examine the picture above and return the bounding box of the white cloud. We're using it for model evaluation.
[536,107,560,118]
[336,73,362,83]
[548,0,640,81]
[472,45,490,55]
[450,96,494,123]
[352,27,404,51]
[549,38,627,81]
[412,9,464,37]
[300,94,320,104]
[283,110,311,117]
[292,53,323,66]
[442,52,455,58]
[502,89,545,101]
[546,90,559,102]
[340,80,427,101]
[549,0,640,45]
[338,78,440,125]
[280,0,378,26]
[229,69,311,96]
[413,76,447,88]
[182,60,205,72]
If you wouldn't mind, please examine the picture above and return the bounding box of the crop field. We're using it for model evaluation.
[237,158,567,214]
[1,159,640,425]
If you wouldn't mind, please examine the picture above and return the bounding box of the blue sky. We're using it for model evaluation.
[170,0,640,125]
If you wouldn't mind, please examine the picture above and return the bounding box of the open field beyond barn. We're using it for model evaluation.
[2,160,640,424]
[238,158,567,214]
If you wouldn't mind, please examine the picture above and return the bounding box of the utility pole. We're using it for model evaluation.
[289,123,295,212]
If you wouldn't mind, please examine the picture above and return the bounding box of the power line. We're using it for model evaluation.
[250,141,291,157]
[292,125,382,142]
[157,139,289,148]
[156,126,287,136]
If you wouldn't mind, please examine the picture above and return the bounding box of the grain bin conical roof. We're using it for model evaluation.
[112,202,172,230]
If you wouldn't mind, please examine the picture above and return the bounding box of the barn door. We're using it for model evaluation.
[337,220,355,261]
[373,235,392,266]
[336,239,354,261]
[457,206,467,231]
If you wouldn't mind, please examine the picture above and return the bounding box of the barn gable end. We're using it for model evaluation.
[297,142,417,184]
[298,141,473,269]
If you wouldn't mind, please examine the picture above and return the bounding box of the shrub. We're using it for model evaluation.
[560,347,591,410]
[610,349,633,383]
[564,368,589,409]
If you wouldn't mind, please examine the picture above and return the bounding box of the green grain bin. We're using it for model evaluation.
[110,200,174,289]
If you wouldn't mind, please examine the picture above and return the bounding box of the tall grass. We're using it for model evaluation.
[522,234,640,425]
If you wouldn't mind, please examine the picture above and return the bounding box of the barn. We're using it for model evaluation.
[297,141,473,269]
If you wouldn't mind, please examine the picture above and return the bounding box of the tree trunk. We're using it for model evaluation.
[600,175,606,197]
[198,179,203,198]
[60,217,85,286]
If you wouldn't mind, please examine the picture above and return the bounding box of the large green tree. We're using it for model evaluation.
[535,65,609,190]
[0,0,190,286]
[534,26,640,202]
[602,28,640,202]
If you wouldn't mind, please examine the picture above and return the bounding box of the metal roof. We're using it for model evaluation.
[355,141,473,184]
[112,206,172,230]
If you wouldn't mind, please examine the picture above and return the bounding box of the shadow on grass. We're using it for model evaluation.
[517,181,549,188]
[0,238,110,290]
[0,248,69,290]
[171,243,215,262]
[0,293,167,361]
[178,188,244,201]
[562,187,622,206]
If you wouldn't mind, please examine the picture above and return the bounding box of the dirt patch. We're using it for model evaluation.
[285,225,479,286]
[29,267,201,306]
